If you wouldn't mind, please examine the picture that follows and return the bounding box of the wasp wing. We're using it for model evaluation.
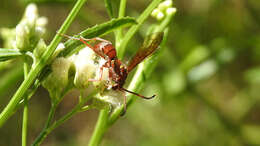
[127,32,164,72]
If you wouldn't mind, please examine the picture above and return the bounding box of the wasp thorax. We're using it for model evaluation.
[95,41,117,59]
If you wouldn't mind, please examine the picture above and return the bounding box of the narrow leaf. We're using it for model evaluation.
[59,17,137,57]
[0,49,23,61]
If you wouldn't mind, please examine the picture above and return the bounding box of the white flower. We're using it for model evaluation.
[94,90,124,110]
[72,47,98,88]
[15,23,29,50]
[24,4,38,28]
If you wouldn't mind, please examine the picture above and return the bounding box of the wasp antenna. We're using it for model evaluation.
[120,88,155,99]
[56,31,80,40]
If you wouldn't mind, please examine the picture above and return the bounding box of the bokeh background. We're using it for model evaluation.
[1,0,260,145]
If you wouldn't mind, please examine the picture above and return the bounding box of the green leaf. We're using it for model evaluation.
[59,17,137,57]
[104,0,114,18]
[117,0,163,58]
[0,49,23,61]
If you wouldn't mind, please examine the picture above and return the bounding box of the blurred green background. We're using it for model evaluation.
[1,0,260,145]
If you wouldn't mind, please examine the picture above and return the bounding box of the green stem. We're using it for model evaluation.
[115,0,127,49]
[16,80,40,110]
[88,1,169,144]
[109,27,170,124]
[118,0,127,18]
[108,62,145,124]
[0,0,87,128]
[22,62,29,146]
[117,0,162,58]
[32,103,57,146]
[32,91,96,146]
[88,109,109,146]
[109,13,173,125]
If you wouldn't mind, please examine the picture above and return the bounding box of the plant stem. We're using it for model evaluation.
[32,91,96,146]
[32,103,57,146]
[108,63,145,124]
[22,62,29,146]
[88,1,166,144]
[117,0,162,58]
[88,109,109,146]
[109,26,170,124]
[115,0,127,49]
[0,0,87,128]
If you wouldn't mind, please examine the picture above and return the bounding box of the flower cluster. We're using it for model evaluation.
[0,4,48,52]
[0,3,123,111]
[43,45,123,109]
[151,0,177,20]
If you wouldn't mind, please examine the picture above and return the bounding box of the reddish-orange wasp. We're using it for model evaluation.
[59,32,163,113]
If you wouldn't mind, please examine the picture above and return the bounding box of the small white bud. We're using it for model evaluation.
[36,17,48,27]
[151,8,160,17]
[158,0,172,11]
[166,7,177,15]
[24,4,38,28]
[56,43,65,52]
[42,57,72,100]
[163,0,173,8]
[156,11,165,20]
[16,23,29,50]
[49,43,65,63]
[72,47,97,88]
[25,4,38,16]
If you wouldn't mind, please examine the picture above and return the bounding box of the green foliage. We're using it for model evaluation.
[0,0,174,145]
[2,0,260,146]
[60,17,137,57]
[0,49,22,61]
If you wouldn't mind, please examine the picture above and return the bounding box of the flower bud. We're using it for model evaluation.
[15,23,30,51]
[42,57,73,100]
[156,11,165,20]
[72,47,97,89]
[158,0,172,11]
[151,8,160,17]
[151,0,176,21]
[49,43,65,62]
[24,3,38,28]
[92,90,124,110]
[33,39,46,60]
[166,7,177,15]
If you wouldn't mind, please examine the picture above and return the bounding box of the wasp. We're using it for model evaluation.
[59,32,163,114]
